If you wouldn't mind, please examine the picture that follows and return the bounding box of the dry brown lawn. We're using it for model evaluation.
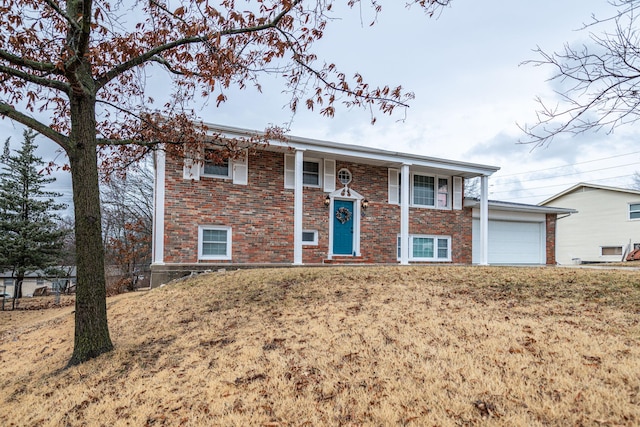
[0,266,639,426]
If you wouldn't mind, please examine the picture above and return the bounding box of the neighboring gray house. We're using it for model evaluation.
[541,183,640,264]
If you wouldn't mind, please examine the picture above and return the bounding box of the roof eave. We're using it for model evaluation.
[203,122,500,178]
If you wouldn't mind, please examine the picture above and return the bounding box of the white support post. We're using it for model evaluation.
[479,175,489,265]
[400,164,410,265]
[293,149,304,265]
[152,148,166,265]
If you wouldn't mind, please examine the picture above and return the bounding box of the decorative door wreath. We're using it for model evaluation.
[335,207,352,224]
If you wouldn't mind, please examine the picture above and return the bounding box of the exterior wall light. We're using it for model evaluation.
[361,199,369,210]
[324,195,331,207]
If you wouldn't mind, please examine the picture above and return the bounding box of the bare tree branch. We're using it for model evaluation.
[0,102,69,148]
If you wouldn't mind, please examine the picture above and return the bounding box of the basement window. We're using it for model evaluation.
[601,246,623,256]
[302,230,318,246]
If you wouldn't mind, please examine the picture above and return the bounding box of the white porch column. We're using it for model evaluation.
[293,149,305,265]
[479,175,489,265]
[400,163,410,265]
[152,148,166,265]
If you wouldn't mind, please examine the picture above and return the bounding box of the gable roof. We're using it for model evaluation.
[204,123,500,179]
[540,182,640,206]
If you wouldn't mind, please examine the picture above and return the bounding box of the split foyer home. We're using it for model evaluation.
[151,124,570,286]
[541,183,640,264]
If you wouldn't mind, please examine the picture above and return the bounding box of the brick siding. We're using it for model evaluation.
[162,150,473,265]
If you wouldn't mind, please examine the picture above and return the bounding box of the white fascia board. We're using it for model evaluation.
[465,198,577,215]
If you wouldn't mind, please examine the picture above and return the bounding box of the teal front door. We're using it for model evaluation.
[333,200,354,255]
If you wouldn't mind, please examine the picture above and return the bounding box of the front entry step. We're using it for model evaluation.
[323,256,366,264]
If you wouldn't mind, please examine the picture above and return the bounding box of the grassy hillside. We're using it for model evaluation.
[1,266,639,426]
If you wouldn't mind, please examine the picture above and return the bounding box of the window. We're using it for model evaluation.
[413,175,435,206]
[411,174,450,209]
[302,230,318,246]
[337,168,352,186]
[284,155,323,188]
[437,178,449,208]
[202,150,231,178]
[397,235,451,261]
[630,203,640,220]
[198,226,232,260]
[388,169,451,209]
[601,246,623,256]
[303,161,320,186]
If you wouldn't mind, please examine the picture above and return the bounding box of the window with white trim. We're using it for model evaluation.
[302,230,318,246]
[198,226,232,260]
[284,155,323,188]
[437,178,449,208]
[303,160,321,186]
[397,235,451,261]
[201,150,231,179]
[601,246,623,256]
[630,203,640,220]
[412,173,450,209]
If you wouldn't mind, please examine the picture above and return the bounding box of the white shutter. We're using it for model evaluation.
[453,176,463,210]
[323,159,335,192]
[388,168,399,204]
[284,154,295,189]
[183,158,200,181]
[232,150,248,185]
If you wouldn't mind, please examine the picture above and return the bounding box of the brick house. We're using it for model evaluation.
[150,124,566,286]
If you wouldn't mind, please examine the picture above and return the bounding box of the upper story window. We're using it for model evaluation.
[284,155,323,188]
[337,168,352,186]
[412,174,450,209]
[413,175,435,206]
[202,150,231,179]
[303,160,320,186]
[630,203,640,220]
[388,169,453,209]
[437,178,449,208]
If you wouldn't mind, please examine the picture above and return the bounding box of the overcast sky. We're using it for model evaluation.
[2,0,637,211]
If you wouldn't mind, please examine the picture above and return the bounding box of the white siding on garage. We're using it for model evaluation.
[472,210,546,264]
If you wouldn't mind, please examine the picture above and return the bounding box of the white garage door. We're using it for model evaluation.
[473,219,545,264]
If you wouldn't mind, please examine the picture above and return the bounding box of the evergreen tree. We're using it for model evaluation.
[0,129,66,307]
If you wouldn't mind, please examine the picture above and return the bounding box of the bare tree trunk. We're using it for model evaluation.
[67,91,113,366]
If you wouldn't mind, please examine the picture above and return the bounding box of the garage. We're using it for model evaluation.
[472,218,545,264]
[467,200,574,265]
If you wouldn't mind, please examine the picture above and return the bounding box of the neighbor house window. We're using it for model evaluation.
[302,230,318,246]
[397,235,451,261]
[198,226,232,260]
[601,246,623,256]
[201,150,231,178]
[630,203,640,220]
